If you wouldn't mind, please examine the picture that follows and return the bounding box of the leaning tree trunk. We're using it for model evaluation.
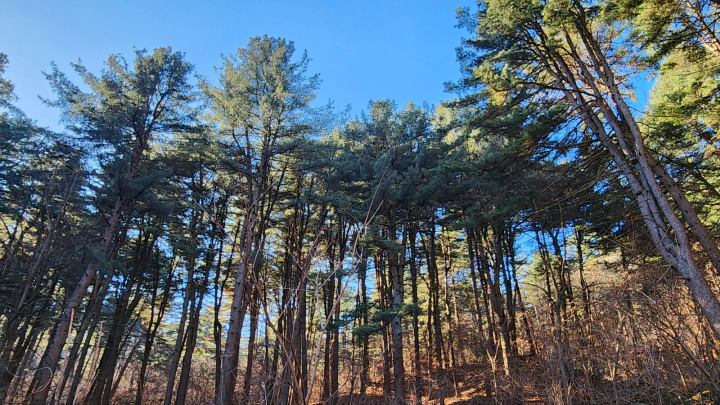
[530,8,720,339]
[29,195,124,405]
[29,136,150,405]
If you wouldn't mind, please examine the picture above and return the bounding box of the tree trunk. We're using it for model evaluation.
[375,252,393,401]
[136,249,174,405]
[29,194,125,405]
[54,275,109,404]
[241,289,260,403]
[388,212,406,403]
[358,254,369,399]
[65,316,103,405]
[536,12,720,338]
[85,232,150,405]
[574,228,590,320]
[217,189,260,405]
[331,272,341,405]
[322,267,335,403]
[110,335,141,398]
[83,286,142,405]
[427,225,444,370]
[440,233,458,369]
[175,283,208,405]
[409,227,422,404]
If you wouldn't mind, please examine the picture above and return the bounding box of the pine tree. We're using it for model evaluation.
[28,47,196,405]
[202,36,326,405]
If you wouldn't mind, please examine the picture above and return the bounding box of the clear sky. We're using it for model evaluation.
[0,0,475,131]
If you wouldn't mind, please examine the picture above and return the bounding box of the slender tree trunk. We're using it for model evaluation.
[218,194,259,405]
[322,267,335,403]
[322,228,340,405]
[265,287,284,404]
[175,283,209,405]
[300,278,309,403]
[110,335,141,398]
[538,16,720,338]
[278,309,295,405]
[466,229,488,351]
[484,228,510,376]
[358,255,369,399]
[513,275,536,356]
[136,250,174,405]
[504,228,519,356]
[375,252,393,401]
[83,287,143,405]
[331,272,341,405]
[165,260,198,405]
[29,195,125,405]
[474,231,496,351]
[574,228,590,319]
[85,232,150,405]
[292,278,306,405]
[442,266,457,369]
[65,315,102,405]
[427,225,444,370]
[215,227,236,398]
[241,289,260,403]
[440,233,458,369]
[0,321,31,403]
[54,275,109,404]
[388,212,406,403]
[7,321,43,402]
[554,298,570,404]
[409,227,422,404]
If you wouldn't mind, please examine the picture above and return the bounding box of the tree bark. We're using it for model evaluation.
[29,195,124,405]
[409,227,422,404]
[388,212,406,403]
[241,289,260,403]
[536,9,720,338]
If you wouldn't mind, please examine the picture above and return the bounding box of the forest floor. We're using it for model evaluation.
[333,359,547,405]
[330,355,717,404]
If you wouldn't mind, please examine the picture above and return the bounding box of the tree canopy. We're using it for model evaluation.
[3,3,720,403]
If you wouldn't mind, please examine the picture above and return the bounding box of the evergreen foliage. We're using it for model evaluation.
[2,5,720,401]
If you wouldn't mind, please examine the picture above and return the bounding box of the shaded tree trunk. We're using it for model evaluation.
[241,289,260,403]
[387,211,406,403]
[409,227,422,404]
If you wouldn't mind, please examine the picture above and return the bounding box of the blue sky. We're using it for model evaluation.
[1,0,475,131]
